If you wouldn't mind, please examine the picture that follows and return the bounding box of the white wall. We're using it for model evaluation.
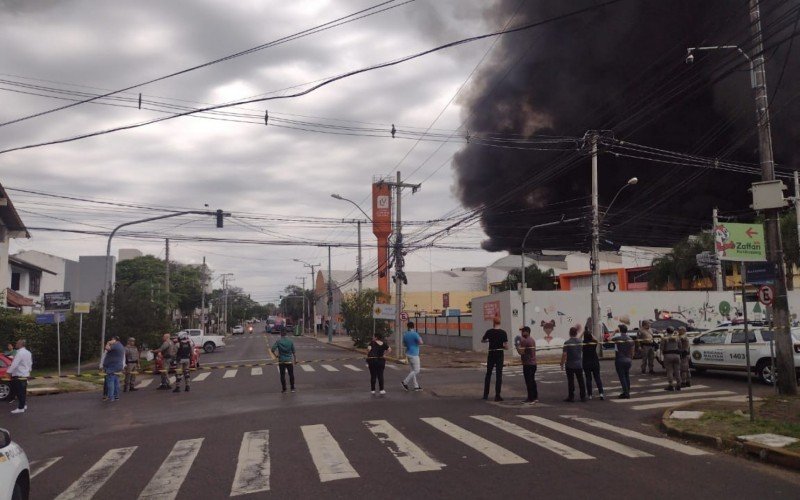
[14,250,71,295]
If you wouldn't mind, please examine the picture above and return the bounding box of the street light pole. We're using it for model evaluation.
[294,259,320,336]
[332,194,372,295]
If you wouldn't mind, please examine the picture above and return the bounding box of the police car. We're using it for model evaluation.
[0,428,29,500]
[689,325,800,384]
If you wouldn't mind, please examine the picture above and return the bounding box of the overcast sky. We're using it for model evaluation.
[0,0,512,303]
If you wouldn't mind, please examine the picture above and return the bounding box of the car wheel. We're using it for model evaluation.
[0,381,11,401]
[12,476,28,500]
[203,342,215,354]
[756,359,775,385]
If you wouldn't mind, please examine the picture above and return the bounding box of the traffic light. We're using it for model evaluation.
[216,209,224,228]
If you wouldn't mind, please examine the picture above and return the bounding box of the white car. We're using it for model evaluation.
[0,428,29,500]
[690,325,800,384]
[232,325,244,335]
[179,329,226,354]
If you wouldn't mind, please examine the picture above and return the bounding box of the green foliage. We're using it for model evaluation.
[497,262,557,292]
[781,211,799,290]
[278,285,314,325]
[649,232,715,290]
[340,289,392,348]
[116,255,204,318]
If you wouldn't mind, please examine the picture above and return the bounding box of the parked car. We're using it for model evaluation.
[0,428,30,500]
[232,325,245,335]
[181,329,226,353]
[649,318,700,333]
[0,353,13,402]
[689,325,800,384]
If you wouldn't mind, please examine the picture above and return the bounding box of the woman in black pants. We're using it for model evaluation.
[367,332,391,395]
[582,326,605,400]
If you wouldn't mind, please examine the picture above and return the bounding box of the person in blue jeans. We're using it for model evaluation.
[613,324,634,399]
[402,322,423,391]
[103,336,125,402]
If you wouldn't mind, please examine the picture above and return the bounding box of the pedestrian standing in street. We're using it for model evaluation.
[367,332,391,395]
[173,333,193,393]
[271,330,297,393]
[613,324,634,399]
[560,326,586,402]
[678,327,691,388]
[4,343,16,357]
[402,322,424,392]
[516,326,537,404]
[8,339,32,414]
[661,327,683,391]
[153,333,175,390]
[582,326,604,400]
[481,317,508,402]
[638,320,656,374]
[103,336,125,402]
[123,337,140,392]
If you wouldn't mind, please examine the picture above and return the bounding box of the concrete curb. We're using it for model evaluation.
[660,403,800,471]
[28,387,61,396]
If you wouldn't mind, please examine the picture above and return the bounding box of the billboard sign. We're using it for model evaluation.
[483,301,501,321]
[44,292,72,311]
[73,302,91,314]
[714,223,766,262]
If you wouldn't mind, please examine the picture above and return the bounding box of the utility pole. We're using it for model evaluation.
[298,276,306,334]
[342,219,365,294]
[748,0,797,394]
[200,257,207,333]
[712,208,724,290]
[590,133,602,357]
[165,238,170,323]
[795,171,800,254]
[220,273,233,335]
[327,245,333,343]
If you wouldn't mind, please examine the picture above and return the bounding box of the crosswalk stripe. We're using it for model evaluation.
[30,456,62,478]
[422,417,527,464]
[517,415,651,458]
[251,367,263,376]
[136,379,153,389]
[300,364,315,372]
[364,420,445,472]
[55,446,137,500]
[561,416,708,456]
[138,438,204,500]
[192,372,210,382]
[301,424,360,482]
[230,430,271,496]
[223,369,238,378]
[321,365,339,372]
[471,415,592,460]
[630,395,744,411]
[611,390,736,404]
[343,364,362,372]
[628,385,709,396]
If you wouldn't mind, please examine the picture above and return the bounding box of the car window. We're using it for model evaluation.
[190,331,200,336]
[731,331,756,343]
[698,329,728,344]
[759,330,775,342]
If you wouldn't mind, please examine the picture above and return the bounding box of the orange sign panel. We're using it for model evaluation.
[372,182,393,298]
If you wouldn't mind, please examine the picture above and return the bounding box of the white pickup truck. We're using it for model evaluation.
[689,325,800,384]
[179,329,226,353]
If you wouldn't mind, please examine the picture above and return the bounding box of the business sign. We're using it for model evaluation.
[73,302,91,314]
[714,223,766,262]
[744,261,777,285]
[372,182,393,298]
[43,292,72,311]
[372,302,397,320]
[35,312,65,324]
[483,301,501,321]
[442,293,450,308]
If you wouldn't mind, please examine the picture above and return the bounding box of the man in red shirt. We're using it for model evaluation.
[516,326,538,403]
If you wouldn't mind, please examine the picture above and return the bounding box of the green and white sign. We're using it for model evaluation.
[714,222,766,262]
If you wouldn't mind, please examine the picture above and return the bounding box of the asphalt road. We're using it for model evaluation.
[2,323,798,499]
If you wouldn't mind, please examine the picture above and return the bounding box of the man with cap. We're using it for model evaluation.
[638,320,656,374]
[123,337,140,392]
[481,316,508,401]
[678,327,691,387]
[516,326,538,403]
[660,327,682,391]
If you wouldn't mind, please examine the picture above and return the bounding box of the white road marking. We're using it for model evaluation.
[223,369,238,378]
[135,379,153,389]
[139,438,204,500]
[472,415,592,460]
[301,424,360,482]
[300,364,315,372]
[422,417,527,464]
[364,420,445,472]
[30,456,62,478]
[230,430,271,496]
[628,385,709,396]
[192,372,210,382]
[517,415,651,458]
[631,395,747,411]
[55,447,137,500]
[251,367,263,376]
[343,364,362,372]
[321,365,339,372]
[562,416,708,455]
[611,390,736,404]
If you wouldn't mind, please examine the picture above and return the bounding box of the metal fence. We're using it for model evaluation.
[416,315,473,337]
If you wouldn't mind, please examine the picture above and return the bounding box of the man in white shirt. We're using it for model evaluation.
[8,339,32,414]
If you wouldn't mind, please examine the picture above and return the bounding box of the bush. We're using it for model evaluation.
[340,289,392,348]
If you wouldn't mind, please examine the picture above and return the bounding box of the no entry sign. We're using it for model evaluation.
[757,285,775,306]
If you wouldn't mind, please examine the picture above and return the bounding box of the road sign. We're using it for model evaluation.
[73,302,91,314]
[35,312,65,324]
[400,312,409,321]
[744,261,777,285]
[757,285,775,306]
[372,303,397,320]
[44,291,72,311]
[714,223,766,262]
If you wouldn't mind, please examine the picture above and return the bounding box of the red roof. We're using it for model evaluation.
[6,288,33,308]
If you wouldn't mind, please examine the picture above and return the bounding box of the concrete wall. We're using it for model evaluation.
[74,255,115,303]
[14,250,75,295]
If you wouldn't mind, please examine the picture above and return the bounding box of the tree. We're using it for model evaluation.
[496,262,557,292]
[648,232,715,290]
[340,289,392,348]
[780,210,798,291]
[116,255,203,321]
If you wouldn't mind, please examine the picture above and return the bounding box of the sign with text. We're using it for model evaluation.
[372,303,397,320]
[483,301,501,321]
[442,293,450,308]
[714,223,766,262]
[744,261,777,284]
[73,302,91,314]
[44,291,72,311]
[35,312,65,324]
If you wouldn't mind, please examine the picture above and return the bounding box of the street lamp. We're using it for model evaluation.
[331,193,371,293]
[294,258,320,336]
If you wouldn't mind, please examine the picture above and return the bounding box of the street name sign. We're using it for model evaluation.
[714,223,766,262]
[372,303,397,320]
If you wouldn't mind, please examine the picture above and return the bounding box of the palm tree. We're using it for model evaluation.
[649,233,715,290]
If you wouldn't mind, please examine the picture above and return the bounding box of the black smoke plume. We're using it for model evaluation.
[454,0,800,253]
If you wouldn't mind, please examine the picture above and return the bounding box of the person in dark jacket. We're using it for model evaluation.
[367,332,391,395]
[582,326,604,400]
[613,324,634,399]
[102,337,125,402]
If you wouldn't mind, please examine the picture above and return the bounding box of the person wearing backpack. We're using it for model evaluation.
[367,332,391,395]
[173,333,193,393]
[661,327,683,391]
[153,333,176,390]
